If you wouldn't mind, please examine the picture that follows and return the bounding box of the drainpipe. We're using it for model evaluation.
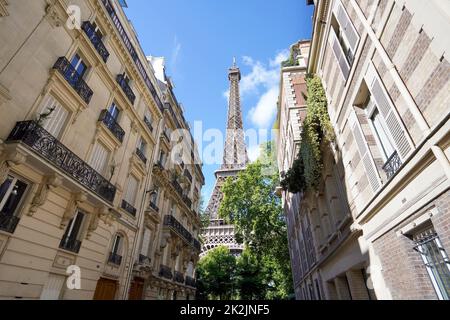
[349,0,431,136]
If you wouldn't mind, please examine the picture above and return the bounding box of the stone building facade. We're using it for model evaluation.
[279,0,450,300]
[0,0,203,300]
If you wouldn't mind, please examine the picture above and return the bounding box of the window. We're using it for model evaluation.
[40,274,66,300]
[150,187,159,207]
[0,175,29,233]
[108,102,120,121]
[37,95,69,138]
[91,21,104,39]
[109,234,123,265]
[70,54,88,78]
[169,201,176,216]
[159,151,167,167]
[413,227,450,300]
[369,108,396,162]
[89,142,110,176]
[331,0,359,65]
[60,210,85,253]
[124,175,139,207]
[137,138,147,154]
[141,228,151,256]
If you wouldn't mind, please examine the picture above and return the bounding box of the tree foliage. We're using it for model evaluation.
[281,75,333,193]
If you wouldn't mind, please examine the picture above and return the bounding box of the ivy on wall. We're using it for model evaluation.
[280,75,334,194]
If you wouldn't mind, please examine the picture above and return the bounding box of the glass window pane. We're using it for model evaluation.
[371,110,395,160]
[0,176,13,208]
[0,179,28,216]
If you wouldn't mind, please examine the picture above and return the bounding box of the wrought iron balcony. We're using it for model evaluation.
[98,109,125,143]
[0,214,20,234]
[154,161,165,171]
[143,116,153,133]
[59,237,82,254]
[185,276,196,288]
[174,271,185,284]
[164,215,193,245]
[81,21,110,63]
[149,201,159,212]
[53,57,93,104]
[121,199,137,216]
[135,148,147,164]
[116,74,136,105]
[382,151,402,180]
[172,180,183,197]
[183,195,192,209]
[108,252,123,266]
[100,0,164,112]
[162,130,170,143]
[6,121,116,203]
[159,264,173,280]
[184,169,192,183]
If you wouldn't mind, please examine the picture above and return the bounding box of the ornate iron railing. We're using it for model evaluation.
[117,74,136,105]
[184,169,192,183]
[164,215,193,244]
[162,129,170,143]
[59,237,82,254]
[98,109,125,143]
[382,151,402,180]
[183,195,192,209]
[135,148,147,164]
[193,239,201,252]
[0,214,20,234]
[143,116,153,133]
[154,162,165,171]
[159,264,173,280]
[149,201,159,212]
[53,57,93,104]
[6,121,116,203]
[108,252,123,266]
[81,21,110,63]
[121,199,137,216]
[172,180,183,197]
[100,0,164,112]
[185,276,196,288]
[174,271,185,284]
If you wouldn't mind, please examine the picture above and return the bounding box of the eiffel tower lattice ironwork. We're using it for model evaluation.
[201,60,248,256]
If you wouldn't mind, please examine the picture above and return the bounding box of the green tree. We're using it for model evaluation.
[234,248,266,300]
[195,246,236,300]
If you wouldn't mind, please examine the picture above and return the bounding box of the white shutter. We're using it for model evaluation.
[333,0,359,53]
[125,176,139,205]
[40,274,65,300]
[349,111,382,192]
[89,142,110,175]
[328,28,350,79]
[365,64,413,159]
[38,95,69,138]
[141,228,151,256]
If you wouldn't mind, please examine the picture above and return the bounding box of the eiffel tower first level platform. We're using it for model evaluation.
[201,60,249,257]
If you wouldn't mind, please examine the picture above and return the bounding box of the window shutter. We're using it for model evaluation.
[90,142,110,175]
[125,176,139,205]
[349,111,382,192]
[40,274,66,300]
[365,64,413,159]
[329,28,350,79]
[333,0,359,53]
[141,228,151,255]
[38,95,69,138]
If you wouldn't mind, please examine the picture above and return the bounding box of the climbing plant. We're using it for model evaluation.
[281,75,334,193]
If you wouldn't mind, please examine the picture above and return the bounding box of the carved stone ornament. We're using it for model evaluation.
[0,145,27,185]
[45,2,65,28]
[60,192,87,229]
[28,174,63,216]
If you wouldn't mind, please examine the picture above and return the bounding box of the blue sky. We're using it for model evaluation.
[124,0,314,204]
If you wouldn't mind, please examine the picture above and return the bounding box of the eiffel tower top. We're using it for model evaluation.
[220,59,248,172]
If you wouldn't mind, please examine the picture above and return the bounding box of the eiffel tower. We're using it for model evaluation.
[201,59,248,256]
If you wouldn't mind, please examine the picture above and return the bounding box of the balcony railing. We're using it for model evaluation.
[183,195,192,209]
[100,0,164,112]
[184,169,192,183]
[162,130,170,143]
[159,264,173,280]
[98,110,125,143]
[382,151,402,180]
[172,180,183,197]
[53,57,93,104]
[59,237,82,254]
[81,21,110,63]
[163,215,201,250]
[116,74,136,105]
[174,271,185,284]
[135,148,147,164]
[193,239,201,252]
[143,116,153,133]
[6,121,116,203]
[149,201,159,212]
[154,161,165,171]
[108,252,123,266]
[138,254,151,265]
[0,214,20,234]
[185,276,196,288]
[121,199,137,216]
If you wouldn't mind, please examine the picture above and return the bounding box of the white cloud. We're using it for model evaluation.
[248,87,279,129]
[170,36,181,72]
[247,144,261,163]
[270,49,290,68]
